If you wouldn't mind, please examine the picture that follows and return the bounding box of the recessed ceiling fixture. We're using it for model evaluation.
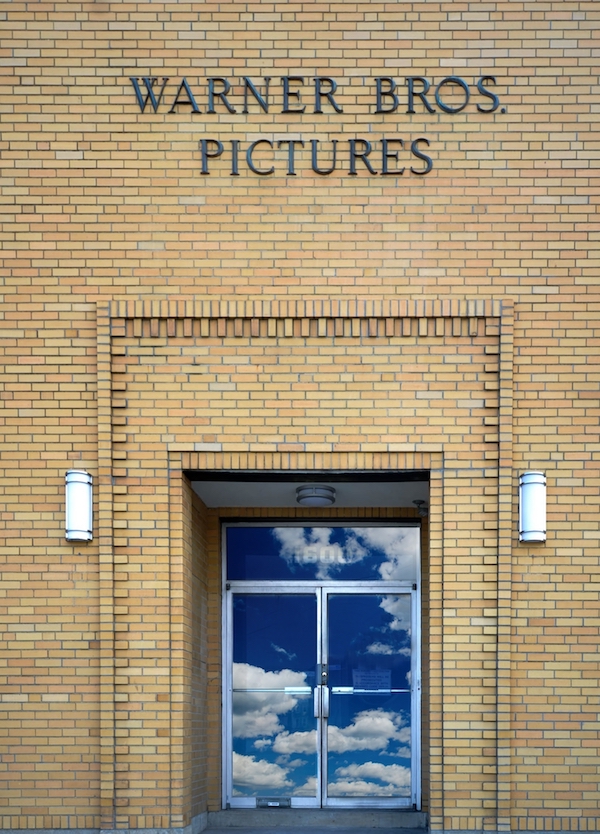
[296,484,336,507]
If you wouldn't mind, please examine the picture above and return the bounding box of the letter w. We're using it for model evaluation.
[129,77,169,113]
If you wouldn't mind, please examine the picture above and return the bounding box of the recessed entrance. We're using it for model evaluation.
[223,523,421,810]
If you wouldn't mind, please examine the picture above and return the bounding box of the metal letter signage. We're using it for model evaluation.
[128,74,504,177]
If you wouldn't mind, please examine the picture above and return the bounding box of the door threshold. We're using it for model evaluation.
[207,808,427,829]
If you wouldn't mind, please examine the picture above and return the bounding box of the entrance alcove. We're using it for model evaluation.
[102,298,510,832]
[177,469,431,830]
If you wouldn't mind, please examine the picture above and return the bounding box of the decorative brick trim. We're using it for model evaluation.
[97,304,116,830]
[178,450,437,473]
[108,298,503,322]
[497,299,515,832]
[99,296,514,831]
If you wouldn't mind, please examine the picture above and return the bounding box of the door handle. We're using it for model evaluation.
[314,685,330,718]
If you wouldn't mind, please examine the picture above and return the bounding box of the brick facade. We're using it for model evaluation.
[1,3,599,832]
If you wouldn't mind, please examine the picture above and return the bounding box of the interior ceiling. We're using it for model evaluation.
[190,478,429,508]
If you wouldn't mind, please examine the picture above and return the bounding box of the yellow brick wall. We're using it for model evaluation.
[0,2,598,832]
[0,310,100,830]
[1,2,595,299]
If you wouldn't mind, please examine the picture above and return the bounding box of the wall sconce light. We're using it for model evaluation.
[519,471,546,543]
[296,485,336,507]
[65,470,93,542]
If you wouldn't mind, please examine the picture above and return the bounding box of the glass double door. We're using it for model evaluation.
[224,586,419,808]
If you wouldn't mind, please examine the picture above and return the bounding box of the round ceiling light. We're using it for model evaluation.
[296,484,336,507]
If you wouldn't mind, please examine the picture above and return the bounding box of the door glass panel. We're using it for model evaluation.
[231,594,318,799]
[227,525,419,582]
[326,594,412,799]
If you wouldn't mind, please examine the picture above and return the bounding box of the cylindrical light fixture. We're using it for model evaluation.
[519,471,546,543]
[296,484,336,507]
[65,470,93,542]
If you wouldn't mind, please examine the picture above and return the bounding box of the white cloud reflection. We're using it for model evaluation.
[352,527,418,581]
[233,663,412,798]
[330,761,411,796]
[271,642,296,661]
[232,663,307,739]
[269,708,409,758]
[271,526,418,581]
[273,729,317,755]
[365,641,395,655]
[295,775,317,796]
[232,751,293,790]
[272,526,365,579]
[328,708,410,753]
[253,739,271,751]
[379,594,411,633]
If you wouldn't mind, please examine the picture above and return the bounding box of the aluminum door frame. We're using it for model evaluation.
[222,581,420,810]
[222,583,324,809]
[320,584,420,809]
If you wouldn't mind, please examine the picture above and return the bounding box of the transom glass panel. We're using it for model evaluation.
[226,524,419,582]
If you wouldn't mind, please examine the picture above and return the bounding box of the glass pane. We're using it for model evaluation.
[327,693,411,797]
[227,525,419,582]
[326,594,412,799]
[232,594,318,799]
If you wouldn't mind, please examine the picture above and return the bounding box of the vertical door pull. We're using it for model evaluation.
[322,686,330,718]
[314,685,320,718]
